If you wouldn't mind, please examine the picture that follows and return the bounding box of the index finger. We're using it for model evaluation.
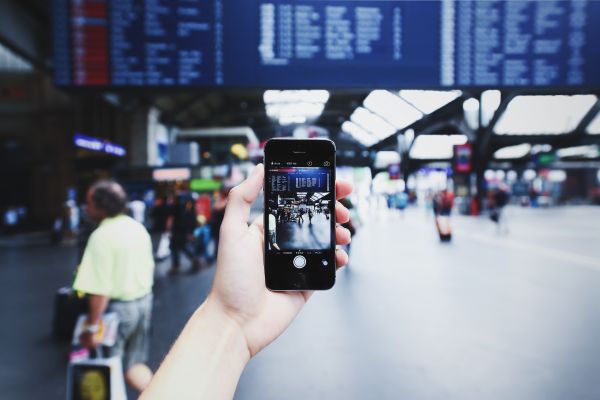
[336,180,353,200]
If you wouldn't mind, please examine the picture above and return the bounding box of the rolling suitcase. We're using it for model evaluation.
[53,287,88,341]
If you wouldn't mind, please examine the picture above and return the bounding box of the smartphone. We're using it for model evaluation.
[264,138,336,291]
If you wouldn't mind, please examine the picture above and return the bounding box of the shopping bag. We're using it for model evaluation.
[155,232,171,260]
[66,355,127,400]
[72,312,120,347]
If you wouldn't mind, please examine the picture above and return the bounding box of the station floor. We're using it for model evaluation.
[1,206,600,399]
[276,212,332,250]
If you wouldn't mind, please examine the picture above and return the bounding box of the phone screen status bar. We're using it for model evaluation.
[270,161,330,167]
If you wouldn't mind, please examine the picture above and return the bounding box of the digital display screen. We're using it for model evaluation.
[267,167,333,252]
[53,0,600,88]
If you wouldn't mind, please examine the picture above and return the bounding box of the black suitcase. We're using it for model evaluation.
[53,287,88,341]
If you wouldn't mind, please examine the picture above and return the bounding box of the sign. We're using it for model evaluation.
[453,144,472,173]
[152,168,191,181]
[74,134,126,157]
[53,1,600,88]
[190,179,222,192]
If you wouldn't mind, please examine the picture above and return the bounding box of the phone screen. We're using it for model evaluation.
[264,139,336,290]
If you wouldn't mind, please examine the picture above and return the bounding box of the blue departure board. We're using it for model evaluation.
[52,0,600,88]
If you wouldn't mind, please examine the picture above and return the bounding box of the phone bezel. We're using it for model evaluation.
[263,138,337,291]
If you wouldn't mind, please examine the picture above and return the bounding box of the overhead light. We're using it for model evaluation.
[350,107,396,140]
[556,145,599,159]
[463,98,480,130]
[399,90,462,114]
[531,144,552,154]
[263,90,330,104]
[409,134,468,159]
[494,143,532,159]
[363,90,423,129]
[548,170,567,182]
[495,95,597,135]
[374,151,401,169]
[341,121,377,146]
[264,90,329,125]
[523,169,536,180]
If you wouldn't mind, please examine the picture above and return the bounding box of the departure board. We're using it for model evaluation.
[52,0,600,88]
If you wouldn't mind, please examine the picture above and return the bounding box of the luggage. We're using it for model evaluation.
[53,287,88,341]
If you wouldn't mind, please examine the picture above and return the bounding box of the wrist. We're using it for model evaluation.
[192,297,251,365]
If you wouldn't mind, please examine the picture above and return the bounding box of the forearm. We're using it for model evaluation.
[87,294,109,325]
[141,298,250,400]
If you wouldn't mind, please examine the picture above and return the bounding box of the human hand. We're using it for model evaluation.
[79,330,100,349]
[207,163,352,357]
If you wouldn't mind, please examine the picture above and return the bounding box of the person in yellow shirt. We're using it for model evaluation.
[74,180,154,393]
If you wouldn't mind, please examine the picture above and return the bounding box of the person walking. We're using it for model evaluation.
[73,180,155,394]
[267,212,280,250]
[169,196,199,275]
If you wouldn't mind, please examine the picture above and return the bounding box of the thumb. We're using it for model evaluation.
[222,164,264,236]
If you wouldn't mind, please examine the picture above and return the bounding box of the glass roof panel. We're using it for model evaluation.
[494,144,532,159]
[494,95,597,135]
[363,90,423,129]
[341,121,378,147]
[350,107,397,140]
[399,90,462,114]
[409,135,468,159]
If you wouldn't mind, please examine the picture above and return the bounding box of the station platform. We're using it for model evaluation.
[1,206,600,399]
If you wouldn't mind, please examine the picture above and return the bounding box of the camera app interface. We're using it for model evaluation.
[266,164,333,253]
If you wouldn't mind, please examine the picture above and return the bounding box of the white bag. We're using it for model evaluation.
[66,355,127,400]
[156,233,171,260]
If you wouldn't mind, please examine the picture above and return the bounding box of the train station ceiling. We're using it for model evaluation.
[1,0,600,165]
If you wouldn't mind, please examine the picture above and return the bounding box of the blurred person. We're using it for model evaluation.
[489,185,511,234]
[308,208,314,225]
[396,191,409,215]
[169,196,199,275]
[267,212,280,250]
[339,197,357,260]
[139,164,353,399]
[151,196,171,261]
[193,215,213,269]
[73,180,154,393]
[433,189,454,242]
[129,197,146,225]
[3,206,18,234]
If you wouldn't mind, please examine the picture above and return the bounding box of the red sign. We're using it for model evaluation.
[454,144,472,173]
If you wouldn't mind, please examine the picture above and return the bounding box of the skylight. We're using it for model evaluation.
[341,121,378,147]
[363,90,423,129]
[494,95,597,135]
[350,107,397,140]
[587,110,600,135]
[264,90,329,125]
[399,90,462,114]
[494,144,532,160]
[409,134,468,159]
[0,43,33,72]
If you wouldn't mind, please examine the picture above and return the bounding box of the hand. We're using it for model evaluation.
[79,330,99,349]
[207,164,352,357]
